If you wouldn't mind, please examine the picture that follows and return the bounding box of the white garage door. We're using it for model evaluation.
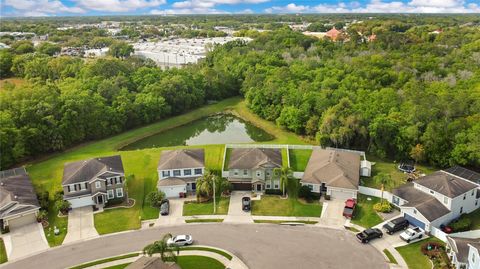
[68,196,95,208]
[8,213,37,229]
[159,185,186,198]
[330,189,356,200]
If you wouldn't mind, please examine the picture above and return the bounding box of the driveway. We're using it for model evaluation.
[3,223,49,261]
[3,224,388,269]
[156,199,184,226]
[224,191,253,223]
[318,199,345,227]
[63,206,99,244]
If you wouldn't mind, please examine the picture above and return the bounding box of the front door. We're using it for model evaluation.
[256,184,262,192]
[191,183,196,191]
[97,195,104,204]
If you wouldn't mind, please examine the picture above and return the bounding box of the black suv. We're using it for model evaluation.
[383,217,409,235]
[242,197,251,211]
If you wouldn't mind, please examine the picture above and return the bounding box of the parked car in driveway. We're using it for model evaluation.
[242,197,251,211]
[160,199,170,216]
[167,234,193,246]
[383,217,409,235]
[342,198,357,218]
[400,227,425,243]
[356,228,383,243]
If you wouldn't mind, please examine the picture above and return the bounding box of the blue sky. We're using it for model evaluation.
[1,0,479,17]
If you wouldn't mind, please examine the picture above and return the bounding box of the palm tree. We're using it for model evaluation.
[196,170,216,200]
[274,167,294,198]
[143,233,180,262]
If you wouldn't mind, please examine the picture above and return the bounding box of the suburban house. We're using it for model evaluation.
[0,167,40,231]
[62,155,126,209]
[446,231,480,269]
[392,166,480,232]
[126,256,180,269]
[325,27,342,41]
[226,148,282,192]
[157,149,204,198]
[300,149,361,200]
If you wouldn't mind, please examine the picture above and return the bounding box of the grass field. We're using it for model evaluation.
[180,246,232,260]
[460,207,480,229]
[252,195,322,217]
[289,149,313,171]
[69,253,140,269]
[383,249,398,264]
[183,197,230,216]
[0,238,7,264]
[351,194,383,228]
[396,238,445,269]
[177,256,224,269]
[253,220,318,224]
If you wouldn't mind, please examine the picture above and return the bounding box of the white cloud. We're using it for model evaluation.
[166,0,268,14]
[236,8,255,14]
[265,0,480,13]
[75,0,166,12]
[4,0,85,16]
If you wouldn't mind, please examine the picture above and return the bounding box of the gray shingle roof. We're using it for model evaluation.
[228,148,282,170]
[416,170,478,198]
[447,236,480,263]
[62,155,124,185]
[301,149,360,190]
[393,183,450,222]
[157,149,204,170]
[444,166,480,185]
[0,169,40,217]
[157,177,188,187]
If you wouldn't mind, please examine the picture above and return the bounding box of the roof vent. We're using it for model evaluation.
[14,195,18,199]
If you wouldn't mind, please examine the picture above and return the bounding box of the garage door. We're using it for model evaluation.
[68,196,95,208]
[232,183,252,191]
[8,213,37,229]
[329,189,355,200]
[404,213,426,229]
[159,185,186,198]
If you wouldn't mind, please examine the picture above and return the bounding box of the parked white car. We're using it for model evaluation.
[167,235,194,246]
[400,227,425,243]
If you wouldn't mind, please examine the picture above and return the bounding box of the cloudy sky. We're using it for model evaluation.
[1,0,479,17]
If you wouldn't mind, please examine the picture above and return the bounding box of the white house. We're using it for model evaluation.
[392,166,480,232]
[446,231,480,269]
[157,149,204,198]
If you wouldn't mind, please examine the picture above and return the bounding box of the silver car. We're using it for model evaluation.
[167,234,193,246]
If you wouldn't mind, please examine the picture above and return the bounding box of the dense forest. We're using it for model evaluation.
[1,15,479,170]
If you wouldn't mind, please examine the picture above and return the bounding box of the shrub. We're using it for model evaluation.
[265,189,283,195]
[450,216,472,232]
[324,194,331,200]
[55,199,70,214]
[106,198,125,206]
[53,190,64,202]
[1,226,9,234]
[373,201,392,213]
[37,210,48,222]
[146,190,166,208]
[37,191,49,210]
[298,185,316,202]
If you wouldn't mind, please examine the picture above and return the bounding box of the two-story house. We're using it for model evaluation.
[392,166,480,232]
[62,155,126,209]
[446,231,480,269]
[157,149,204,198]
[300,149,361,200]
[0,167,40,231]
[226,148,282,192]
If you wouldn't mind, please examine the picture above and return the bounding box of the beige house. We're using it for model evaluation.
[301,149,360,200]
[62,155,126,209]
[226,148,282,192]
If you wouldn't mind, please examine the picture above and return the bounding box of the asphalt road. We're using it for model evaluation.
[1,224,388,269]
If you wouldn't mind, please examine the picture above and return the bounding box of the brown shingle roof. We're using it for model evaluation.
[126,257,180,269]
[301,149,360,190]
[416,170,478,198]
[228,148,282,170]
[157,149,204,170]
[62,155,124,185]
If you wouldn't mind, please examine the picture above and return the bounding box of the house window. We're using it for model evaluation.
[430,190,434,195]
[463,194,466,200]
[162,171,170,177]
[444,196,448,204]
[243,170,248,175]
[266,183,271,189]
[95,181,101,188]
[184,169,192,176]
[256,171,261,177]
[413,209,417,214]
[194,168,202,175]
[116,188,124,198]
[476,200,478,206]
[173,170,181,176]
[84,183,88,189]
[266,171,270,177]
[234,171,238,176]
[67,185,71,192]
[307,184,313,191]
[274,180,280,189]
[118,177,123,184]
[107,189,114,199]
[472,190,475,196]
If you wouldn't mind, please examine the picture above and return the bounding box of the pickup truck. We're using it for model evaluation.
[400,227,425,243]
[342,198,357,219]
[356,228,383,243]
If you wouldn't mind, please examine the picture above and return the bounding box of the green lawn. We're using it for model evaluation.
[180,246,232,260]
[383,249,398,264]
[184,219,224,223]
[177,256,225,269]
[396,238,445,269]
[461,207,480,229]
[289,149,312,172]
[253,220,318,224]
[0,238,7,264]
[361,156,436,191]
[183,197,230,216]
[69,253,140,269]
[251,195,322,217]
[351,194,383,228]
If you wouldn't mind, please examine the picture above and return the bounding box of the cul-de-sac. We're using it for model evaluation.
[1,10,479,269]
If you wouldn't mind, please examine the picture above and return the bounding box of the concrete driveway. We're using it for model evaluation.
[156,199,184,226]
[318,199,346,227]
[225,191,253,223]
[63,206,99,244]
[3,223,49,261]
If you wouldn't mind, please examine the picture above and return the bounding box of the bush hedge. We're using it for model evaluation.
[373,201,393,213]
[450,216,472,232]
[265,189,283,195]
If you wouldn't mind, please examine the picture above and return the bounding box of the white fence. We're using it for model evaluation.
[293,172,304,178]
[358,186,394,202]
[431,226,448,242]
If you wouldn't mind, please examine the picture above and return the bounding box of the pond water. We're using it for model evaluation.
[121,113,274,150]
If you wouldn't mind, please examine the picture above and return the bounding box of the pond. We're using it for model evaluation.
[121,113,274,150]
